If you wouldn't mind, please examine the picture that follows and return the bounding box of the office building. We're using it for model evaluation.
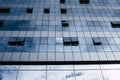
[0,0,120,80]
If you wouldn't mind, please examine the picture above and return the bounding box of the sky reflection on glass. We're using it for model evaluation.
[0,65,120,80]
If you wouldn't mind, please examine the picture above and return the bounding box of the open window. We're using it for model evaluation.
[44,8,50,14]
[0,20,4,26]
[61,20,69,27]
[79,0,89,4]
[60,0,65,4]
[71,37,79,46]
[63,37,79,46]
[92,37,102,45]
[0,8,10,13]
[26,8,33,13]
[61,8,67,14]
[111,21,120,28]
[8,39,25,46]
[63,37,71,46]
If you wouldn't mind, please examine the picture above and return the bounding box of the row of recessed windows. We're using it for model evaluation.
[0,20,69,27]
[63,37,101,46]
[0,8,68,14]
[0,8,48,14]
[7,37,101,46]
[0,20,120,28]
[0,0,89,14]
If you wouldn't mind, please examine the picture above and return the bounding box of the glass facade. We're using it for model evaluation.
[1,64,120,80]
[0,0,120,79]
[0,0,120,62]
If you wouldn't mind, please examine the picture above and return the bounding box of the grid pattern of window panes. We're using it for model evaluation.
[0,0,120,62]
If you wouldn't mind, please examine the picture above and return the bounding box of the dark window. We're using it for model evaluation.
[92,38,102,45]
[111,21,120,28]
[71,37,79,46]
[61,8,67,14]
[61,20,69,27]
[44,8,50,14]
[8,39,25,46]
[60,0,65,4]
[79,0,89,4]
[63,37,79,46]
[0,20,4,26]
[26,8,33,13]
[63,37,71,46]
[0,8,10,13]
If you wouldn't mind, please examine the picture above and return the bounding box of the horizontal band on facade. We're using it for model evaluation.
[0,61,120,65]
